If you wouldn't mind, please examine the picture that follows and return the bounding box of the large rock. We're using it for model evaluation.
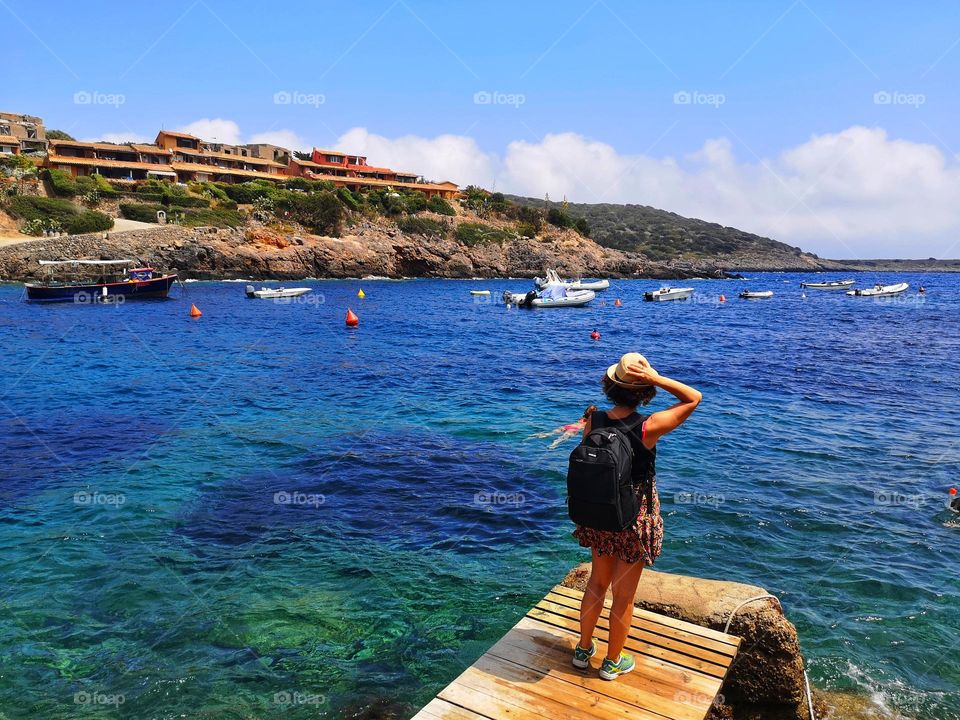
[563,563,810,720]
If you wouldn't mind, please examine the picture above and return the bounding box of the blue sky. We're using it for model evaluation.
[6,1,960,257]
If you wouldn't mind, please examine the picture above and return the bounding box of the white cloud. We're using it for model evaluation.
[247,129,308,151]
[336,127,497,185]
[88,132,152,144]
[177,118,242,144]
[331,125,960,258]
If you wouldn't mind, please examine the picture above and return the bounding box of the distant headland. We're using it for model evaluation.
[0,110,956,281]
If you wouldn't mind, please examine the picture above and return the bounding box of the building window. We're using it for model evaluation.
[326,155,343,163]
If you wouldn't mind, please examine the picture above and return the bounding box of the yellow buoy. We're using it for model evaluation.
[358,289,365,299]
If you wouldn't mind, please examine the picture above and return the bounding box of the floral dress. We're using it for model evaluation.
[571,411,664,565]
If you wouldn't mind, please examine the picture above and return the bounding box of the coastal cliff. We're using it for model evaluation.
[0,215,834,282]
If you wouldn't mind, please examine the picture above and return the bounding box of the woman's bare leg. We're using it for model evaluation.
[578,549,615,649]
[605,558,645,660]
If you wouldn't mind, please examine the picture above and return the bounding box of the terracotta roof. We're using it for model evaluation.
[290,158,323,168]
[0,135,18,144]
[130,144,173,155]
[156,130,200,140]
[47,155,175,171]
[171,162,285,180]
[303,172,457,192]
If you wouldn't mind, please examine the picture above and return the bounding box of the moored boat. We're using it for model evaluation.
[740,290,774,299]
[469,290,491,296]
[644,286,694,302]
[846,282,909,297]
[534,269,609,291]
[502,289,595,308]
[25,260,177,302]
[800,279,855,290]
[245,285,312,299]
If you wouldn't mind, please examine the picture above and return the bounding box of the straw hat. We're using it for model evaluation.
[606,352,652,388]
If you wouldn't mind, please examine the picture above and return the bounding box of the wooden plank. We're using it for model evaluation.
[452,658,674,720]
[549,585,740,648]
[526,605,728,678]
[532,598,735,665]
[412,697,495,720]
[411,581,740,720]
[489,617,718,707]
[543,589,739,655]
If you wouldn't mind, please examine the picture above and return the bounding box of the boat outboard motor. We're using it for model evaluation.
[245,285,256,298]
[520,290,537,308]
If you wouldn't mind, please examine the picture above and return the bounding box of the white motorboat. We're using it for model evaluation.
[740,290,774,299]
[245,285,312,299]
[643,286,694,302]
[845,282,909,297]
[502,289,596,308]
[469,290,490,296]
[534,269,609,291]
[800,279,855,290]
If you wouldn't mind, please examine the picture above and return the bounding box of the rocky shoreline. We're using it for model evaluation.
[0,221,955,283]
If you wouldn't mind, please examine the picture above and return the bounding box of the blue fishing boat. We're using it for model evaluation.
[25,260,177,302]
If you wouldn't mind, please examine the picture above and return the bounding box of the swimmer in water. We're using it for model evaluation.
[951,496,960,512]
[531,405,598,449]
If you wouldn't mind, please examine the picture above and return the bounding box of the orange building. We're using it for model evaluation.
[285,148,458,199]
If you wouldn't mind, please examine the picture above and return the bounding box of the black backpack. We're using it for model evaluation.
[566,414,645,531]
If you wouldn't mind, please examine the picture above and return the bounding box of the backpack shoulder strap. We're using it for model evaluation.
[604,412,646,435]
[590,410,608,429]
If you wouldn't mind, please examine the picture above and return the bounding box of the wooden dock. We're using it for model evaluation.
[411,584,741,720]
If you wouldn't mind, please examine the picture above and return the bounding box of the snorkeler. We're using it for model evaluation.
[532,405,598,449]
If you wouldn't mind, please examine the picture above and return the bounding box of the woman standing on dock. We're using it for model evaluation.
[572,352,702,680]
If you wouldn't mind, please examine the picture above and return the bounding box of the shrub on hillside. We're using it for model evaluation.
[174,207,245,228]
[168,195,210,208]
[403,192,428,214]
[6,195,79,224]
[42,168,78,197]
[119,203,164,223]
[427,196,455,216]
[547,207,574,229]
[282,191,342,235]
[221,181,273,204]
[454,222,512,246]
[336,186,360,211]
[65,211,114,234]
[398,216,447,238]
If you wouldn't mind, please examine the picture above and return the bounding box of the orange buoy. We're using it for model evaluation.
[719,294,726,303]
[950,487,957,496]
[590,330,601,341]
[345,308,359,327]
[614,298,622,306]
[189,304,202,318]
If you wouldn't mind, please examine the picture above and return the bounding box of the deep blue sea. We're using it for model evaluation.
[1,273,958,719]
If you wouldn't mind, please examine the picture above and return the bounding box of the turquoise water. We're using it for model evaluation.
[1,274,958,719]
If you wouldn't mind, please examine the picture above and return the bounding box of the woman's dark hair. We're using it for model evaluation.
[601,375,656,408]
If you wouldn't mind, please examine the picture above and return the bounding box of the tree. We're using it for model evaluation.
[293,150,312,161]
[46,129,76,141]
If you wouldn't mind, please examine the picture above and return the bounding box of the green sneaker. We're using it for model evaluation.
[599,652,635,680]
[572,639,596,669]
